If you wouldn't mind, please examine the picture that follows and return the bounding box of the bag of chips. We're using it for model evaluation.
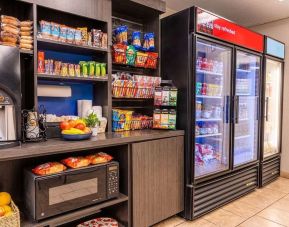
[115,25,127,44]
[145,52,158,69]
[32,162,67,176]
[126,45,136,66]
[112,44,127,64]
[61,157,91,169]
[143,32,155,51]
[86,152,113,165]
[132,31,141,50]
[135,52,148,68]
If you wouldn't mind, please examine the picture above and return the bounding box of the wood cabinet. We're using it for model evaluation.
[132,136,184,227]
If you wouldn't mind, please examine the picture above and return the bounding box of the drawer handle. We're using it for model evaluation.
[246,182,255,187]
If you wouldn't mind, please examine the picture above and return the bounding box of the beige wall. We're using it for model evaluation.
[252,18,289,174]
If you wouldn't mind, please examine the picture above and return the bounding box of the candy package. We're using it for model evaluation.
[92,29,102,47]
[101,32,108,48]
[59,25,67,42]
[79,61,88,77]
[68,64,75,77]
[112,44,126,64]
[50,22,60,40]
[143,32,155,51]
[61,157,90,169]
[88,61,95,76]
[54,61,62,75]
[66,27,75,43]
[95,63,101,77]
[75,64,81,77]
[126,45,136,66]
[132,31,141,49]
[74,29,82,45]
[77,27,88,45]
[60,63,68,77]
[32,162,67,176]
[39,20,51,38]
[101,63,106,76]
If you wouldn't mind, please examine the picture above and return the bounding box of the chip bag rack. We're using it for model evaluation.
[0,200,20,227]
[113,119,153,132]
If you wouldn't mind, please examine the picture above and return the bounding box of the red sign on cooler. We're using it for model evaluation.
[196,8,264,52]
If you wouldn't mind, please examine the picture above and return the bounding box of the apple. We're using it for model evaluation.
[75,123,85,130]
[60,121,71,130]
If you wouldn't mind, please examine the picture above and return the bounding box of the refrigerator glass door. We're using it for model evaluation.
[263,59,282,158]
[234,51,260,167]
[194,39,231,178]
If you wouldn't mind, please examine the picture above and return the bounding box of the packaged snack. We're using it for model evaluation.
[101,63,106,76]
[77,27,88,45]
[169,87,178,106]
[126,45,136,65]
[68,64,75,77]
[115,25,127,44]
[54,61,62,75]
[20,38,33,44]
[60,63,68,77]
[101,32,108,48]
[145,52,158,69]
[112,44,126,64]
[44,60,49,74]
[79,61,88,77]
[39,20,51,38]
[66,27,75,43]
[49,22,59,40]
[19,43,33,49]
[88,61,95,76]
[91,29,102,47]
[75,64,81,77]
[1,15,19,27]
[153,109,161,128]
[20,26,32,32]
[32,162,67,176]
[61,157,90,169]
[59,25,67,42]
[20,20,33,27]
[20,31,32,36]
[154,87,162,106]
[135,52,148,67]
[1,42,17,47]
[86,152,113,165]
[87,32,92,46]
[37,51,45,73]
[161,86,170,106]
[160,109,169,129]
[74,29,82,45]
[168,109,176,130]
[0,31,18,43]
[95,63,101,77]
[77,217,118,227]
[143,32,155,51]
[49,59,54,74]
[1,23,19,35]
[132,31,141,49]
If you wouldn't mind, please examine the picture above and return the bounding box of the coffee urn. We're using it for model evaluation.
[0,46,21,148]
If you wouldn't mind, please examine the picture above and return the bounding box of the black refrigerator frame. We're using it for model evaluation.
[161,6,263,220]
[259,36,285,187]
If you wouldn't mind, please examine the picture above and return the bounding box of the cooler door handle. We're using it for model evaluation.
[265,97,269,122]
[235,96,240,124]
[225,96,230,124]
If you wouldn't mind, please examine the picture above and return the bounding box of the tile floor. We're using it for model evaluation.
[153,177,289,227]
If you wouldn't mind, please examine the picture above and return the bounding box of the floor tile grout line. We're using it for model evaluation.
[235,186,289,227]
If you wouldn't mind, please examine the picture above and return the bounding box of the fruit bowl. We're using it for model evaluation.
[61,133,92,141]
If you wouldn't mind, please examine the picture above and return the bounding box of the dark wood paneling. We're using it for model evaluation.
[131,0,166,13]
[132,136,184,227]
[18,0,111,22]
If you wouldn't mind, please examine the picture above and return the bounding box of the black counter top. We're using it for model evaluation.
[0,130,184,161]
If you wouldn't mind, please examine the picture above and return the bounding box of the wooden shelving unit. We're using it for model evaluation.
[22,194,128,227]
[37,73,108,83]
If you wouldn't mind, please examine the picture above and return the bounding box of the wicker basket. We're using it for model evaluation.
[0,200,20,227]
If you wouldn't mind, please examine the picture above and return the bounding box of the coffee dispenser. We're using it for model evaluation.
[0,46,21,148]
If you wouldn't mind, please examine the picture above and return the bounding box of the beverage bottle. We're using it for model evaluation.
[201,58,207,70]
[201,83,207,95]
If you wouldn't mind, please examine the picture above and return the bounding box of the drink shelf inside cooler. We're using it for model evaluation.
[196,69,223,76]
[195,133,222,138]
[196,118,223,122]
[196,95,223,99]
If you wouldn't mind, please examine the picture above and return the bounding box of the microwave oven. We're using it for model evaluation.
[24,161,119,221]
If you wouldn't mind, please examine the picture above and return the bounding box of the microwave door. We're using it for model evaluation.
[35,166,107,220]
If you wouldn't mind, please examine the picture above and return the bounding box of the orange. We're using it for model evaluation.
[0,192,11,206]
[83,127,91,134]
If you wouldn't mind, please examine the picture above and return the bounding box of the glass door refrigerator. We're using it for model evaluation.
[161,6,264,220]
[260,36,285,187]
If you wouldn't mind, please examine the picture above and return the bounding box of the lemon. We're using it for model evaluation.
[0,192,11,206]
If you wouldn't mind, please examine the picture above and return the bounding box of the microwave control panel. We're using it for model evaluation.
[107,163,119,198]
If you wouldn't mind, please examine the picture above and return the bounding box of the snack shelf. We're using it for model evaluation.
[196,95,223,99]
[196,118,223,122]
[37,37,108,55]
[237,68,251,73]
[20,49,34,55]
[196,69,223,76]
[196,133,222,138]
[235,135,251,140]
[21,193,128,227]
[112,97,154,101]
[37,73,108,83]
[112,62,157,70]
